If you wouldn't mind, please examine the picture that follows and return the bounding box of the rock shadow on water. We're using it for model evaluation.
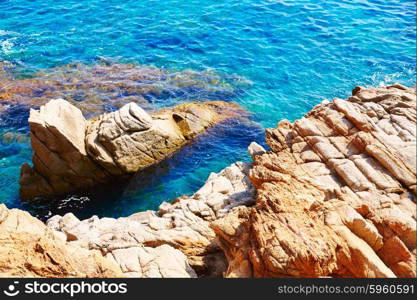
[0,102,31,131]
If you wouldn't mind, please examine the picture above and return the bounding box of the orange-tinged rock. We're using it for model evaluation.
[212,85,416,278]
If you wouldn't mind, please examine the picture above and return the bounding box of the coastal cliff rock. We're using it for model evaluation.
[0,202,197,278]
[20,99,243,199]
[46,162,255,277]
[211,85,416,278]
[0,204,122,277]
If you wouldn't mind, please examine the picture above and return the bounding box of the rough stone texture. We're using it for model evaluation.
[85,101,239,175]
[20,99,244,200]
[47,162,255,277]
[104,245,197,278]
[20,99,109,200]
[0,204,123,278]
[212,85,416,278]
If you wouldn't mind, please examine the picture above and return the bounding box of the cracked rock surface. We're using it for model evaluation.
[0,204,123,278]
[46,162,255,277]
[5,84,416,278]
[20,99,243,200]
[212,85,416,278]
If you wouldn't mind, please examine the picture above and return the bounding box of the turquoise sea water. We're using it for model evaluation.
[0,0,415,219]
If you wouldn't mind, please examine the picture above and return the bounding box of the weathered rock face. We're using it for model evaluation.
[46,162,255,277]
[20,99,244,200]
[85,101,238,174]
[212,85,416,278]
[6,84,415,278]
[20,99,109,200]
[0,204,122,278]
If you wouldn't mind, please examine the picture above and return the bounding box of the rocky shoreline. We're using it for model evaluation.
[213,84,416,277]
[0,85,415,278]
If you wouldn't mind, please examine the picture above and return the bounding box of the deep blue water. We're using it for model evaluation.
[0,0,415,219]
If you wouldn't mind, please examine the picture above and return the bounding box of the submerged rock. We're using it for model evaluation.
[46,162,255,277]
[0,62,246,117]
[20,99,244,200]
[0,204,122,277]
[211,84,416,278]
[0,131,29,144]
[19,99,109,199]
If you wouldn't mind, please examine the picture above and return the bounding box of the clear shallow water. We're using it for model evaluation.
[0,0,415,219]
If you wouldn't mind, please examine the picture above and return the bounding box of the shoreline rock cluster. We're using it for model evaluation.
[0,204,122,277]
[19,99,244,200]
[213,84,416,277]
[1,84,415,278]
[46,162,255,277]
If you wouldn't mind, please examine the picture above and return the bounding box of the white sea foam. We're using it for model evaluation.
[0,29,14,36]
[1,39,14,55]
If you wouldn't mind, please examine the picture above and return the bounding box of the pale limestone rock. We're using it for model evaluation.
[105,245,197,278]
[0,204,122,278]
[86,101,242,176]
[20,99,108,199]
[47,162,255,277]
[20,99,244,200]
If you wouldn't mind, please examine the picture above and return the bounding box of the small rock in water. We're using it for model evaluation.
[247,141,266,158]
[20,98,246,200]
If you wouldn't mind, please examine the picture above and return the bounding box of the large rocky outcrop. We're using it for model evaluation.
[0,62,245,116]
[4,84,416,279]
[0,204,123,277]
[211,84,416,278]
[46,162,255,277]
[20,99,244,200]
